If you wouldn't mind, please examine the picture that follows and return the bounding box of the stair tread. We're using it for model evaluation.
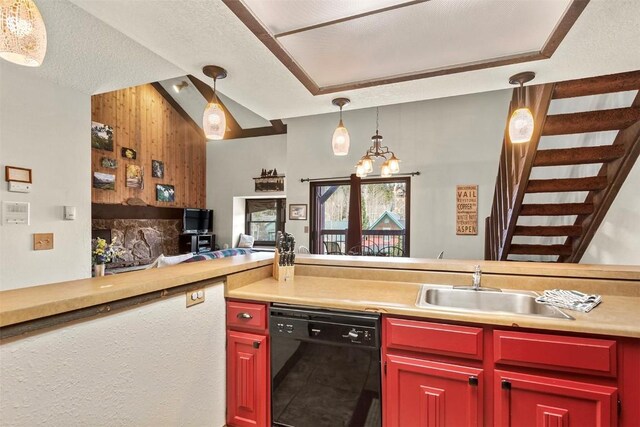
[552,71,640,99]
[543,106,640,136]
[509,244,573,256]
[520,203,595,216]
[526,176,608,193]
[533,144,625,167]
[514,225,582,237]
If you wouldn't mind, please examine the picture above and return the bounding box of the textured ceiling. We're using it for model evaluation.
[7,0,184,95]
[28,0,640,120]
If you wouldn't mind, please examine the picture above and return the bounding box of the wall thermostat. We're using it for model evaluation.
[64,206,77,220]
[8,181,32,193]
[2,201,30,225]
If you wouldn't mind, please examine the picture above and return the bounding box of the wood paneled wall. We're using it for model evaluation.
[91,83,206,208]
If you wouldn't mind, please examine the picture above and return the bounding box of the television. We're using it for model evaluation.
[183,208,212,234]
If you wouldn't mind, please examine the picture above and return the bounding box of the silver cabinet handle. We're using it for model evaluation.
[237,312,253,320]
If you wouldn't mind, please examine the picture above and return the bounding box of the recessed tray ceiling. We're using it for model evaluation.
[228,0,587,94]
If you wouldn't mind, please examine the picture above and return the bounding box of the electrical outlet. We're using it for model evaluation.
[186,287,205,307]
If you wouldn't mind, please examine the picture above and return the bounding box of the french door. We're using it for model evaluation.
[309,177,410,256]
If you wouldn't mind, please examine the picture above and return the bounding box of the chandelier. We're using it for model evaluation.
[355,107,400,178]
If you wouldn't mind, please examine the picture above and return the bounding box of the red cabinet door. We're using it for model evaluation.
[495,370,617,427]
[384,354,483,427]
[227,330,269,427]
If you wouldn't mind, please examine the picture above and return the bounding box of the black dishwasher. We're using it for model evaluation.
[270,304,382,427]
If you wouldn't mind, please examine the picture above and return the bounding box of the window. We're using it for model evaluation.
[245,198,286,246]
[310,177,410,256]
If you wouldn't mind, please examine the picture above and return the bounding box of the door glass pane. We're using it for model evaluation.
[361,181,407,254]
[317,184,350,254]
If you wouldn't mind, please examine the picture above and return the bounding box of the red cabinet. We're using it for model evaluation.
[385,354,483,427]
[382,316,636,427]
[226,300,270,427]
[495,370,618,427]
[227,330,269,427]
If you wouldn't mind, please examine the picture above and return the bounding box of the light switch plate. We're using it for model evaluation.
[34,233,54,250]
[186,287,205,307]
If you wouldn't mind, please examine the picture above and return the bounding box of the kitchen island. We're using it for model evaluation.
[1,254,639,426]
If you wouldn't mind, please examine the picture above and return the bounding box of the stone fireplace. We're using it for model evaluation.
[92,219,180,267]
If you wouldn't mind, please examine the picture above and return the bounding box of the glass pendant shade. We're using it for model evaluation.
[0,0,47,67]
[362,156,374,174]
[380,161,392,178]
[332,120,350,156]
[203,101,226,140]
[388,155,400,174]
[508,107,534,144]
[355,162,367,178]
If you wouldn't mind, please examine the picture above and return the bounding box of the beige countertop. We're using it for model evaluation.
[2,253,639,335]
[227,275,640,339]
[0,253,274,328]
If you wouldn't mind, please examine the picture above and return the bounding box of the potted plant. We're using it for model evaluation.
[92,237,120,277]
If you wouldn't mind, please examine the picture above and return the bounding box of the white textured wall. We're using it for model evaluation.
[0,281,227,426]
[285,90,511,259]
[206,135,287,248]
[0,62,92,290]
[582,161,640,265]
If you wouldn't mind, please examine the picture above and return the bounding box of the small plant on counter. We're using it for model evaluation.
[92,237,121,265]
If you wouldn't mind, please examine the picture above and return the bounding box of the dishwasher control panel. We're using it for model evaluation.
[269,304,380,349]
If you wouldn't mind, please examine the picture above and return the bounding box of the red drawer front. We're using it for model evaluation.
[226,301,268,333]
[384,317,483,360]
[494,330,617,377]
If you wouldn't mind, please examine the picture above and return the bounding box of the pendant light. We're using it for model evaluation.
[355,107,401,177]
[508,72,536,144]
[331,97,350,156]
[0,0,47,67]
[202,65,228,140]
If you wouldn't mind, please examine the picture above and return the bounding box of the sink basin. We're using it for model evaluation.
[416,285,573,320]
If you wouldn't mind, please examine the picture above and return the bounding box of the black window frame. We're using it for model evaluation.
[245,198,286,247]
[309,176,411,256]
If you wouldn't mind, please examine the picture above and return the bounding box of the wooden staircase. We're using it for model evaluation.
[485,71,640,262]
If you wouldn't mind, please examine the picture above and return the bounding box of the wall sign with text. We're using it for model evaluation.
[456,185,478,235]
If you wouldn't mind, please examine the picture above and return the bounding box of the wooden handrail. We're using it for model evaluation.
[484,83,555,260]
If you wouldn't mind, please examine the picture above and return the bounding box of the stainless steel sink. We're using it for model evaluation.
[416,285,573,320]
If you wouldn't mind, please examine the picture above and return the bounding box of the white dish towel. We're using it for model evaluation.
[535,289,602,313]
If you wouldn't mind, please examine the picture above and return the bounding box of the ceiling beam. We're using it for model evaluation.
[273,0,429,38]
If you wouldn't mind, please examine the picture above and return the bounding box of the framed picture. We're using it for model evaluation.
[121,147,137,160]
[289,204,307,220]
[126,164,144,189]
[156,184,175,202]
[91,121,114,151]
[152,160,164,178]
[100,157,117,169]
[93,172,115,190]
[5,166,32,183]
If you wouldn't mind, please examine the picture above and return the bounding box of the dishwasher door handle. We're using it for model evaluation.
[237,312,253,320]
